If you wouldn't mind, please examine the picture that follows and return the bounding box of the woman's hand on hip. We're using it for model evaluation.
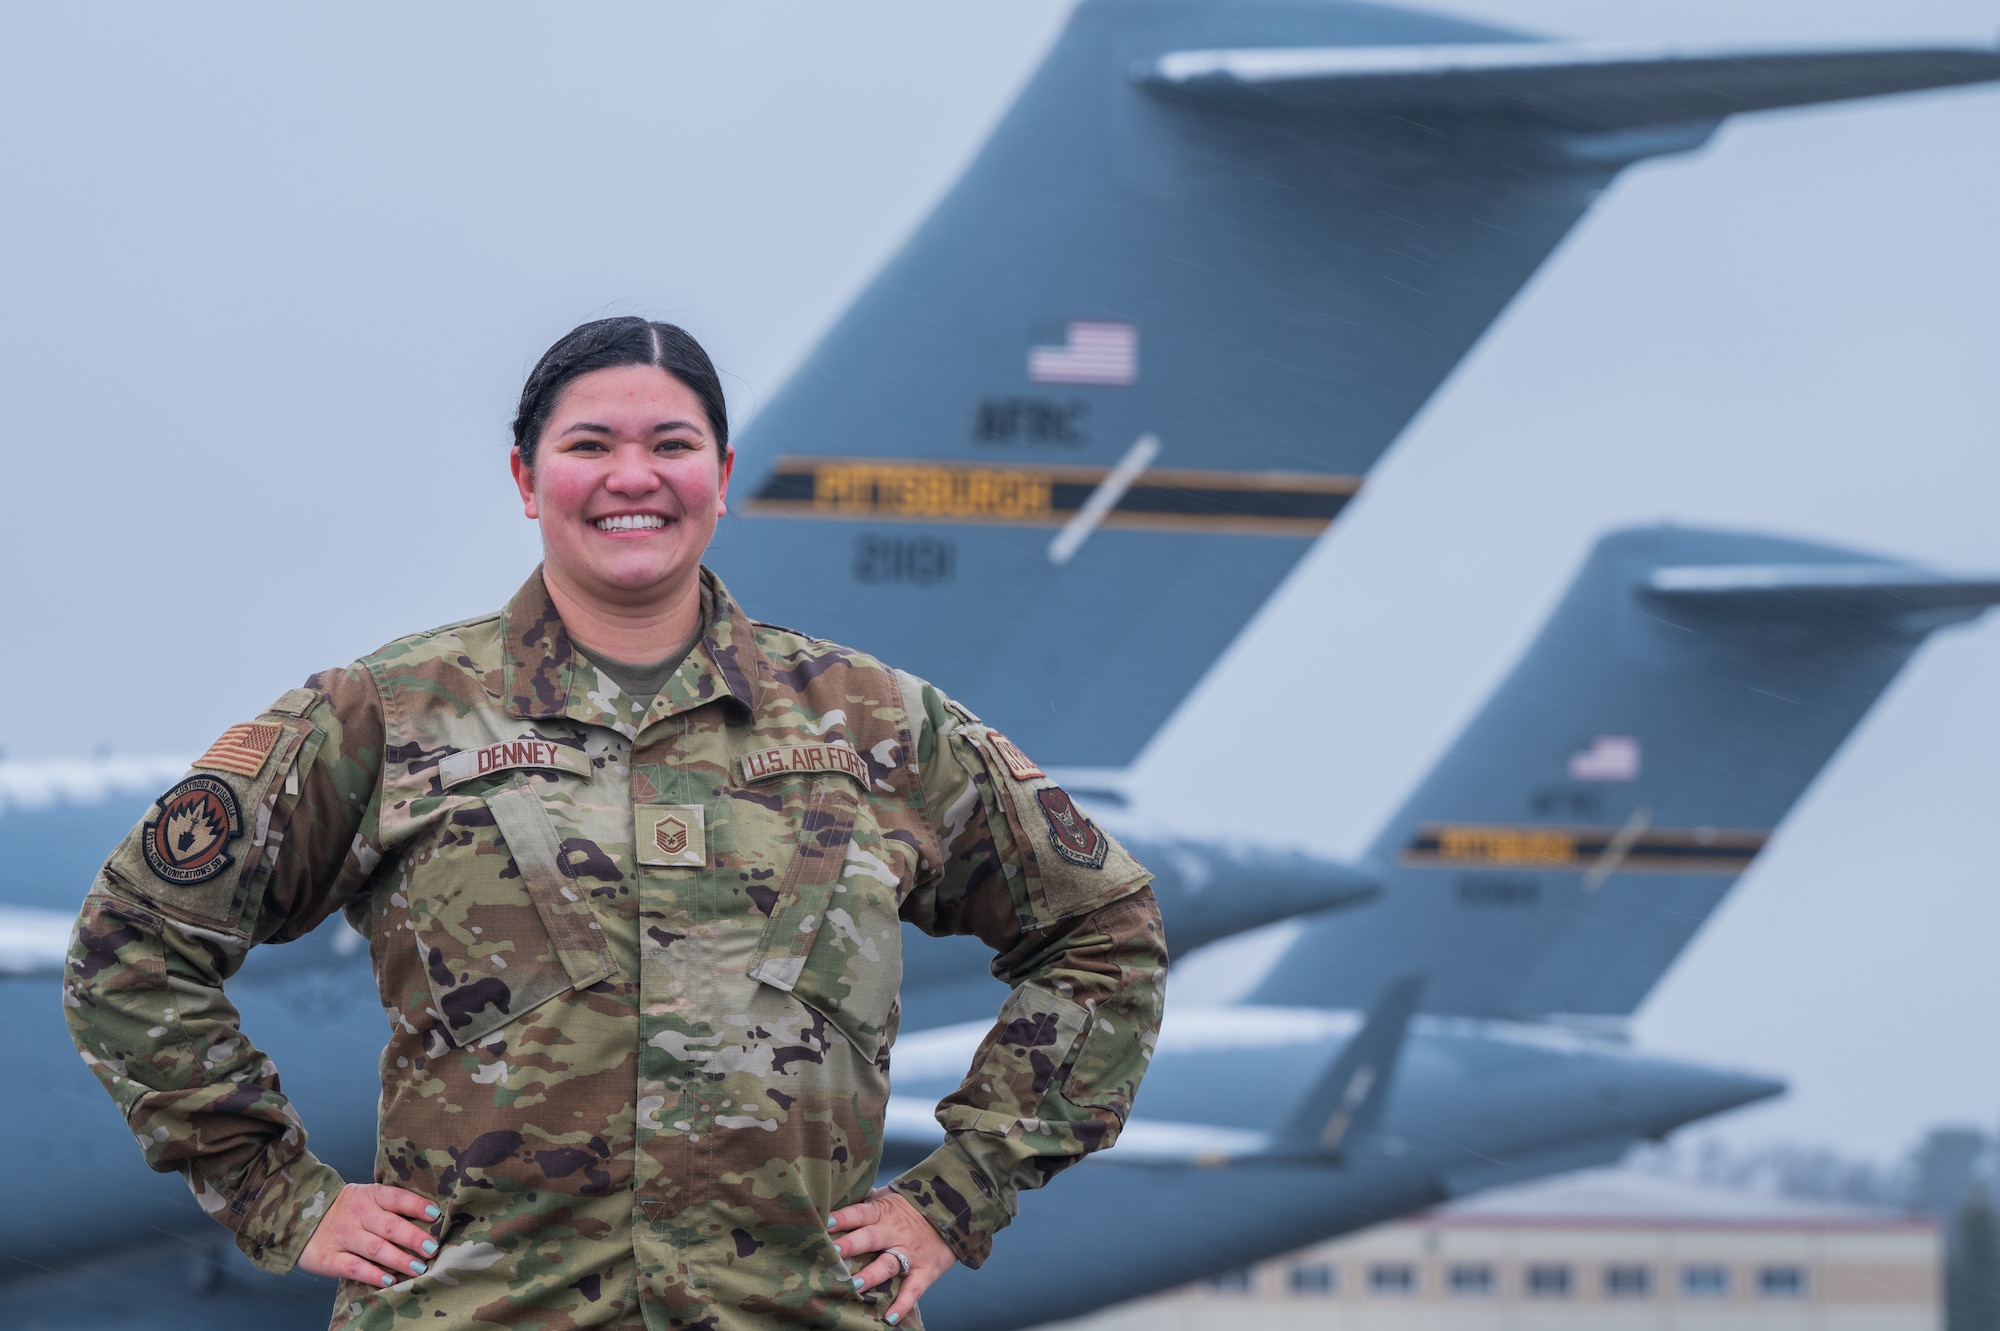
[829,1185,956,1325]
[298,1182,442,1287]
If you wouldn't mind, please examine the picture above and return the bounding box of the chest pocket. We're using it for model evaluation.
[409,783,620,1049]
[747,781,903,1059]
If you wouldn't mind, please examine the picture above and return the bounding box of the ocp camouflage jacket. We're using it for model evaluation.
[63,568,1165,1330]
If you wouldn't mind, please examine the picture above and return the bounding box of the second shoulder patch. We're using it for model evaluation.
[1036,787,1107,870]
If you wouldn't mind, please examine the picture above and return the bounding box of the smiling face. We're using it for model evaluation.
[510,364,733,619]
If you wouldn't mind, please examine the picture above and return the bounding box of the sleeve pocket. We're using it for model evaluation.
[64,891,176,1117]
[934,987,1092,1137]
[1051,1001,1143,1113]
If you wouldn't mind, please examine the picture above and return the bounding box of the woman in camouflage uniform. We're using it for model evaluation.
[63,318,1167,1329]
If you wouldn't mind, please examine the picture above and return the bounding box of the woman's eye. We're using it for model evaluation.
[654,438,693,454]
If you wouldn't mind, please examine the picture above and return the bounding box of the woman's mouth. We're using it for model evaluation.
[593,514,668,532]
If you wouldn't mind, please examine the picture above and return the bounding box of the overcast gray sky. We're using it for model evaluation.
[2,1,1994,1161]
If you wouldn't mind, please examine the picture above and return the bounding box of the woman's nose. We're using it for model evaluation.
[605,446,663,494]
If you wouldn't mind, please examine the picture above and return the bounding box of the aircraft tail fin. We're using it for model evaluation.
[1273,975,1422,1159]
[1248,525,2000,1019]
[713,0,1997,768]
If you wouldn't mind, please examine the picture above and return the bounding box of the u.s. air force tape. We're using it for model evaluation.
[739,743,868,785]
[439,739,593,789]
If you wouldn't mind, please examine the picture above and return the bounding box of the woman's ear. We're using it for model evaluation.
[716,445,735,517]
[510,447,539,520]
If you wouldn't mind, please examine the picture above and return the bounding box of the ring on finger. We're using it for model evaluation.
[885,1247,911,1278]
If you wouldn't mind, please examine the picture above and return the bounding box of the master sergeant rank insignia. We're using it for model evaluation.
[142,775,244,885]
[638,805,707,868]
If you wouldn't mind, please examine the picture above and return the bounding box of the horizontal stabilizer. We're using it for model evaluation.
[1648,563,2000,625]
[1272,975,1423,1159]
[1142,42,2000,137]
[1128,837,1380,960]
[898,839,1375,1032]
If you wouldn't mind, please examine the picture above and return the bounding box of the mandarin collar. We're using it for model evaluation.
[498,566,762,722]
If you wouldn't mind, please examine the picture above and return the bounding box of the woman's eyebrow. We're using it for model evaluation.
[558,420,705,438]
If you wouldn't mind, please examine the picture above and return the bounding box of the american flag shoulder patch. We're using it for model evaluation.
[193,722,285,778]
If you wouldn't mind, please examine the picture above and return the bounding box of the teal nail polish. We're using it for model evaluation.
[424,1204,441,1220]
[422,1239,438,1256]
[826,1216,838,1230]
[851,1276,866,1291]
[379,1274,395,1288]
[410,1260,428,1275]
[887,1314,901,1326]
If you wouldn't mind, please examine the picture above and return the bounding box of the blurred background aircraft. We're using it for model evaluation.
[1,0,1997,1327]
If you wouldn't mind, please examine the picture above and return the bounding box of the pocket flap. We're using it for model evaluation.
[417,785,620,1048]
[485,785,620,994]
[747,782,858,993]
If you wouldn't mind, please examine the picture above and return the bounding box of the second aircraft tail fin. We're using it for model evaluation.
[1247,524,2000,1019]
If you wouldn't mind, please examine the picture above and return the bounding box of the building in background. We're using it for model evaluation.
[1050,1168,1938,1330]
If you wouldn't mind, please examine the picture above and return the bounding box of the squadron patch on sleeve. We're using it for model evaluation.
[1036,787,1107,870]
[986,731,1046,782]
[141,775,244,885]
[193,721,284,778]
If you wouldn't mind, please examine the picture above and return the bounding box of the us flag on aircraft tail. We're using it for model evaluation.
[1028,321,1137,386]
